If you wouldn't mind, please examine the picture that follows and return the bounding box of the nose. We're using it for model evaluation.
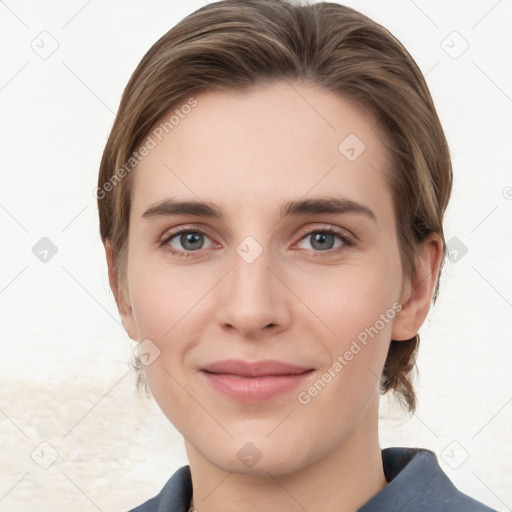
[214,243,292,339]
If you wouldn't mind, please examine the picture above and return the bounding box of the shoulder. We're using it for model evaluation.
[358,447,497,512]
[127,465,192,512]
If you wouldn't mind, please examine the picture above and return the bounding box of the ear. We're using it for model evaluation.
[391,233,444,341]
[104,239,138,341]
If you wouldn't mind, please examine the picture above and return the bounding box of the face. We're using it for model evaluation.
[119,81,413,476]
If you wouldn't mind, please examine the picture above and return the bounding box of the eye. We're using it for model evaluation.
[295,227,355,254]
[159,228,216,257]
[158,225,355,258]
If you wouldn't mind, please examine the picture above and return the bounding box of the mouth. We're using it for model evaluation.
[200,359,314,402]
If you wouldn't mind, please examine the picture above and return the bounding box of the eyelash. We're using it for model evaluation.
[158,225,356,258]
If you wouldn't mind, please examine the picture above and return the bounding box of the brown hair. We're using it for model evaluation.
[97,0,452,413]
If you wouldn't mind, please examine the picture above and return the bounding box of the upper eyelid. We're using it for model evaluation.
[160,224,216,244]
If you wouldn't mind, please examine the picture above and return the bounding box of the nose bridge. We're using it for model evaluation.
[230,237,276,304]
[214,234,289,334]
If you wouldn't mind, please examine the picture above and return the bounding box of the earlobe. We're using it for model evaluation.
[391,234,443,341]
[104,240,138,341]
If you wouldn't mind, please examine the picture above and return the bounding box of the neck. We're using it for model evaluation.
[185,396,387,512]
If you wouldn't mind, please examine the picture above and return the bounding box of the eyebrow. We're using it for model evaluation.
[142,196,377,222]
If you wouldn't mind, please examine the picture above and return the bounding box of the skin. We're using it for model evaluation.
[105,81,442,512]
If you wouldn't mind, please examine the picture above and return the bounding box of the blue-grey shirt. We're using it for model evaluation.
[129,447,496,511]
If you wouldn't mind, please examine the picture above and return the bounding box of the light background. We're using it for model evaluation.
[1,0,511,510]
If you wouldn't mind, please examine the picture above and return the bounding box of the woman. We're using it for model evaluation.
[97,1,496,510]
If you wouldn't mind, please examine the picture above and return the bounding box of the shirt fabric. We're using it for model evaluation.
[128,447,496,512]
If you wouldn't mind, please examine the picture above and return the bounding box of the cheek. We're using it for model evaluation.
[127,249,209,338]
[293,256,400,403]
[294,266,398,427]
[297,257,400,339]
[125,259,207,428]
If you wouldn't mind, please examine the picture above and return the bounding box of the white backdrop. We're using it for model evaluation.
[1,1,511,511]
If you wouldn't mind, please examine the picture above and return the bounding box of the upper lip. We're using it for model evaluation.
[201,359,313,377]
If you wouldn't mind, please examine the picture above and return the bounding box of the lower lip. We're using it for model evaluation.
[201,371,313,402]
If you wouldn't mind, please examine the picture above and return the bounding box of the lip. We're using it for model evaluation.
[200,359,314,402]
[201,359,311,377]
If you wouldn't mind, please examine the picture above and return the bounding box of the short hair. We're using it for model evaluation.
[97,0,452,413]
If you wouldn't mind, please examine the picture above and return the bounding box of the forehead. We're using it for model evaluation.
[130,81,394,223]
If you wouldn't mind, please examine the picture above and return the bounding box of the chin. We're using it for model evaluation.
[197,433,316,477]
